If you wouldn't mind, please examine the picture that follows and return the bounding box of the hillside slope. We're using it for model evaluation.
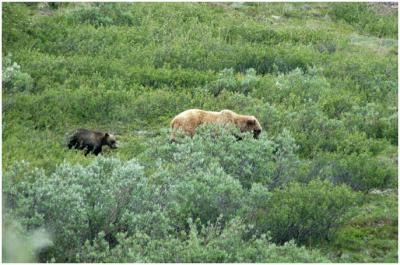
[2,3,398,262]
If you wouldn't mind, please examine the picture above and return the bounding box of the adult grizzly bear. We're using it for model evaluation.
[67,128,118,156]
[170,109,262,141]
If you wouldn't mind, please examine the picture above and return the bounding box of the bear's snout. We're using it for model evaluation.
[253,129,262,139]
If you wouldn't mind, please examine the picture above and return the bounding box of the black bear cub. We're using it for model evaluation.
[68,129,118,156]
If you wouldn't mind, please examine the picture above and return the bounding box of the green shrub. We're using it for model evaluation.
[309,152,397,191]
[283,104,347,156]
[330,3,397,38]
[2,87,200,132]
[2,54,34,93]
[4,154,331,262]
[239,182,271,234]
[329,192,398,262]
[343,103,397,144]
[209,68,237,96]
[323,51,397,101]
[319,88,362,119]
[3,157,169,262]
[244,179,358,245]
[274,67,330,106]
[77,218,331,262]
[335,131,389,156]
[64,4,134,27]
[209,68,260,96]
[163,162,244,228]
[240,68,259,95]
[2,3,31,50]
[144,124,300,189]
[223,19,338,46]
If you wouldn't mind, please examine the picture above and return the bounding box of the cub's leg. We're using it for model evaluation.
[93,146,102,156]
[84,145,94,156]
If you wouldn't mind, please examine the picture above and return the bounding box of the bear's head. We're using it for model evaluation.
[105,133,118,149]
[244,116,262,139]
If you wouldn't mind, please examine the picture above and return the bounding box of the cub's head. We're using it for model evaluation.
[244,116,262,139]
[105,133,118,149]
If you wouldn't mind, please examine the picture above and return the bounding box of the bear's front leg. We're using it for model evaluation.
[84,145,94,156]
[93,146,102,156]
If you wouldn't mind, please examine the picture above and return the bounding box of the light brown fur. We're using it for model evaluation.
[170,109,262,141]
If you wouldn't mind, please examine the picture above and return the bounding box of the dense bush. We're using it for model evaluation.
[330,3,398,38]
[77,218,331,262]
[2,3,32,48]
[2,54,34,93]
[144,124,300,189]
[343,103,398,144]
[273,67,330,105]
[308,152,397,191]
[164,162,244,228]
[209,67,259,96]
[4,158,162,261]
[5,155,342,262]
[4,127,361,262]
[4,154,341,262]
[64,3,135,27]
[243,179,358,245]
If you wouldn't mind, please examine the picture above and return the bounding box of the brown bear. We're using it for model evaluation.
[67,128,118,156]
[170,109,262,141]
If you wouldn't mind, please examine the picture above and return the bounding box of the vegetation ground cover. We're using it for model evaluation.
[2,2,398,262]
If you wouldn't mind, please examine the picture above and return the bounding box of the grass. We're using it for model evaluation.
[326,191,398,262]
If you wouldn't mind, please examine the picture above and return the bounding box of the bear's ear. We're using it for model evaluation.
[105,133,110,138]
[247,119,256,126]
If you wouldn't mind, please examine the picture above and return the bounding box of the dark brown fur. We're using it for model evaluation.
[67,128,117,156]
